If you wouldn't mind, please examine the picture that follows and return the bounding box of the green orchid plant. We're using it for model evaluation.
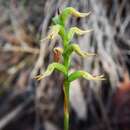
[35,7,105,130]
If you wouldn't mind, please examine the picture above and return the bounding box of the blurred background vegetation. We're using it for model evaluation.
[0,0,130,130]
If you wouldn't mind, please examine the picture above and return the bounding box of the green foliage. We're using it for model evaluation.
[35,7,105,130]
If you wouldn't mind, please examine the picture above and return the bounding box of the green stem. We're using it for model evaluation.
[63,41,70,130]
[62,24,70,130]
[64,79,70,130]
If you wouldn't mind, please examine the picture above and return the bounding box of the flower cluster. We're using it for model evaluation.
[35,7,105,130]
